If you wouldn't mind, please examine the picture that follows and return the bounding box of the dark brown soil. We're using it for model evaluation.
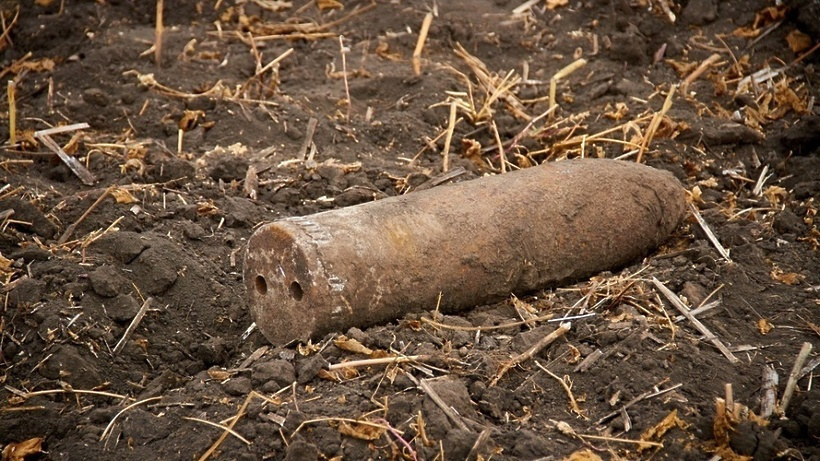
[1,1,818,460]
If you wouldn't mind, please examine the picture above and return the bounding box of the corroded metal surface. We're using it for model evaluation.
[244,158,686,345]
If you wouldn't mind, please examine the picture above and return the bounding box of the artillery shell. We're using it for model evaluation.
[245,158,685,344]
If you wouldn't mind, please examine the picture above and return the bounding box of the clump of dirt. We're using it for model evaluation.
[1,0,818,459]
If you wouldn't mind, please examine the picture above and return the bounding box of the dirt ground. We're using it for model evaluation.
[1,0,819,459]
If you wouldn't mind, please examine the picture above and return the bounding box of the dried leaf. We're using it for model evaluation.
[17,58,56,73]
[375,42,402,61]
[733,6,787,38]
[317,0,343,10]
[563,449,603,461]
[243,165,258,200]
[120,158,146,176]
[196,201,219,217]
[763,186,788,206]
[665,59,698,77]
[770,265,804,285]
[179,110,205,131]
[111,188,138,204]
[369,349,390,359]
[603,102,629,120]
[298,340,320,356]
[546,0,569,9]
[317,369,341,382]
[511,295,537,315]
[460,138,485,170]
[336,421,385,441]
[564,344,582,364]
[0,252,14,273]
[687,186,704,204]
[334,335,373,355]
[340,367,359,380]
[771,81,807,118]
[554,420,576,436]
[252,0,292,12]
[639,410,688,452]
[207,369,231,380]
[2,437,44,461]
[756,318,774,335]
[786,29,812,53]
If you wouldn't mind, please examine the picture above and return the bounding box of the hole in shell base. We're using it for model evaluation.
[254,275,267,295]
[289,281,304,301]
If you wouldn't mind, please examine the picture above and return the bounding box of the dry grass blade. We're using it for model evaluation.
[535,360,584,417]
[578,433,662,447]
[199,391,259,461]
[595,383,683,425]
[100,397,162,442]
[441,101,458,172]
[291,417,393,438]
[418,378,469,431]
[34,122,90,137]
[0,6,20,49]
[454,43,530,121]
[57,186,114,245]
[636,84,675,163]
[412,13,433,76]
[681,53,722,95]
[490,322,571,387]
[339,35,351,124]
[182,417,251,445]
[155,0,163,67]
[21,388,131,402]
[776,341,812,416]
[689,204,732,262]
[327,355,425,370]
[112,297,154,355]
[421,311,587,332]
[7,81,15,146]
[549,58,586,113]
[760,364,778,418]
[34,132,96,186]
[233,3,377,42]
[652,277,739,363]
[298,117,318,161]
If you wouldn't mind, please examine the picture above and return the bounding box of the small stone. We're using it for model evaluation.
[92,231,148,263]
[681,0,718,25]
[334,187,386,207]
[224,376,252,396]
[773,209,808,235]
[10,246,51,262]
[6,277,46,308]
[120,409,173,445]
[181,220,207,240]
[196,337,228,366]
[284,124,303,140]
[106,294,140,322]
[133,247,178,295]
[296,354,328,384]
[88,265,126,298]
[0,198,58,239]
[40,346,102,388]
[208,155,249,182]
[284,440,319,461]
[252,359,296,388]
[82,88,110,107]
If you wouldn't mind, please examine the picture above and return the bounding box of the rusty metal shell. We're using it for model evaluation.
[244,158,686,345]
